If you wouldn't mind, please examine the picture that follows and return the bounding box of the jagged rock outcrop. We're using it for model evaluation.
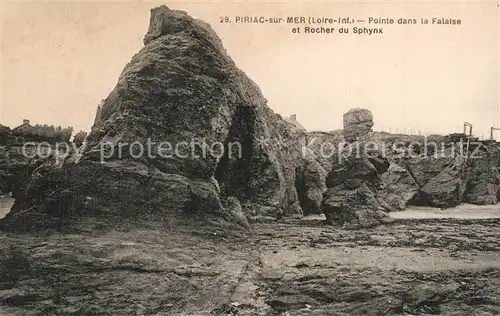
[0,145,44,196]
[295,157,327,215]
[214,105,306,219]
[93,101,104,126]
[378,163,420,210]
[1,13,498,232]
[406,142,500,209]
[406,156,454,188]
[343,108,374,142]
[0,124,10,142]
[337,183,391,229]
[294,131,343,215]
[322,140,391,226]
[321,113,395,227]
[410,154,469,208]
[320,107,500,226]
[0,130,62,197]
[303,131,344,172]
[0,6,306,232]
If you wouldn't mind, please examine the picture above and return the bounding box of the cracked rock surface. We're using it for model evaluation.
[1,216,500,315]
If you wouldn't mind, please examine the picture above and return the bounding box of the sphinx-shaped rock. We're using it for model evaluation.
[343,108,374,142]
[0,128,59,197]
[1,6,305,232]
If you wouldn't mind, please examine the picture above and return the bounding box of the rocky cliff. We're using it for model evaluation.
[0,6,306,232]
[0,125,71,199]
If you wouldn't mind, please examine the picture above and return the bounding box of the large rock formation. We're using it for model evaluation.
[406,156,454,188]
[463,142,500,205]
[407,141,500,208]
[1,10,499,232]
[0,6,306,232]
[0,127,65,198]
[318,109,393,227]
[0,124,10,142]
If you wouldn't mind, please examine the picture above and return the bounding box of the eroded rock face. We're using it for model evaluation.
[304,131,344,172]
[296,157,327,215]
[0,124,10,142]
[325,183,390,229]
[215,106,306,219]
[343,108,374,142]
[406,156,454,188]
[0,6,306,232]
[463,142,500,205]
[294,131,343,215]
[410,154,468,209]
[319,112,500,227]
[1,11,499,233]
[322,140,391,226]
[322,115,500,223]
[0,133,57,198]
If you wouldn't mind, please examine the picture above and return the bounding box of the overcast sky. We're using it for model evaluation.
[1,1,499,138]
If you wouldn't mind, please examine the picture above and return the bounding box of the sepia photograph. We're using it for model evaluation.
[0,1,499,315]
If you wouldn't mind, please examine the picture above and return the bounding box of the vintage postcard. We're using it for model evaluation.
[1,1,499,315]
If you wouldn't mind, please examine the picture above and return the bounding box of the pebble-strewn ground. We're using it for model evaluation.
[1,208,500,315]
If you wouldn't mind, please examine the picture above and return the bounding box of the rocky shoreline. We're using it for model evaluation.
[0,5,499,315]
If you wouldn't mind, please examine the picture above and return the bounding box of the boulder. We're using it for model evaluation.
[406,156,454,187]
[343,108,374,142]
[296,157,327,215]
[322,185,350,225]
[410,154,468,208]
[0,6,305,232]
[378,163,419,210]
[222,196,249,228]
[325,183,390,229]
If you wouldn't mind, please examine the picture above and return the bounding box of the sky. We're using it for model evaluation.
[1,1,499,138]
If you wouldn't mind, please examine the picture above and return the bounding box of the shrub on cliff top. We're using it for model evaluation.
[73,130,88,148]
